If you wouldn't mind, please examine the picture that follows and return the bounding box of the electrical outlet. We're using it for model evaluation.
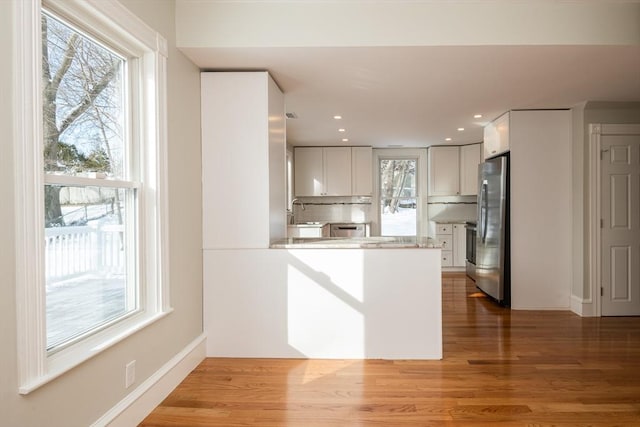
[125,360,136,388]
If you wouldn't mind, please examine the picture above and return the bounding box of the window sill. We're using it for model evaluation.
[19,308,173,395]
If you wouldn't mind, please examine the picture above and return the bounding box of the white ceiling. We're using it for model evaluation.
[183,44,640,147]
[176,1,640,148]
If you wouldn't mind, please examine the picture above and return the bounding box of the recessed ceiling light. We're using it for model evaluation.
[342,138,349,142]
[474,114,482,119]
[338,128,346,132]
[333,115,342,120]
[445,137,452,141]
[457,127,465,131]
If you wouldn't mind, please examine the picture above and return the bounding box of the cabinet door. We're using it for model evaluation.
[484,112,509,159]
[351,146,373,195]
[453,223,467,267]
[324,147,352,196]
[429,146,460,196]
[294,147,324,196]
[460,144,481,196]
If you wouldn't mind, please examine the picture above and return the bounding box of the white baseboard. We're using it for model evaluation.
[92,333,206,427]
[571,294,596,317]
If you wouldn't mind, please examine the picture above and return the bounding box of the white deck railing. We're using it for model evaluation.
[45,225,125,281]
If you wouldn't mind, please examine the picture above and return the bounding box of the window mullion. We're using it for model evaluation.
[44,174,141,189]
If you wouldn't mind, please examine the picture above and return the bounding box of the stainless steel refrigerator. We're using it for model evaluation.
[476,153,510,306]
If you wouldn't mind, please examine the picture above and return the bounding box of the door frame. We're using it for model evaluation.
[588,123,640,317]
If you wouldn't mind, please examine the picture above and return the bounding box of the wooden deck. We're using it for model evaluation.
[140,273,640,426]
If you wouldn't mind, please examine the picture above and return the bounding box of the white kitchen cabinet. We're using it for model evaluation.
[351,146,373,195]
[287,223,329,238]
[323,147,352,196]
[484,111,510,159]
[294,147,324,196]
[452,223,467,267]
[459,144,481,196]
[436,222,466,269]
[429,146,460,196]
[429,144,481,196]
[295,146,372,197]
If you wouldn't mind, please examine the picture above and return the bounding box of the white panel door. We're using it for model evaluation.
[601,134,640,316]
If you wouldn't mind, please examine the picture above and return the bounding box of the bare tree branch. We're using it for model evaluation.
[58,60,118,135]
[50,33,79,93]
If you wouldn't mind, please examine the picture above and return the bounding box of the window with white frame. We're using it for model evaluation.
[14,0,170,393]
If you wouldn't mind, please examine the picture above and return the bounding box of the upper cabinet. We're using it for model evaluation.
[351,146,373,196]
[428,144,481,196]
[428,146,459,196]
[483,111,510,159]
[294,146,372,197]
[459,144,481,196]
[322,147,352,196]
[294,147,325,196]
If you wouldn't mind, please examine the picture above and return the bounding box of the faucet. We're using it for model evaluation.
[289,198,305,224]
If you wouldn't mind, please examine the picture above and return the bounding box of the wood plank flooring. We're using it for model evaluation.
[140,274,640,426]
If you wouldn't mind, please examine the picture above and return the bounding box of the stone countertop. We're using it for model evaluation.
[287,222,329,228]
[270,236,438,249]
[288,221,372,228]
[432,219,476,224]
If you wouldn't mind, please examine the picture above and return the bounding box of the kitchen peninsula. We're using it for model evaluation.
[204,240,443,360]
[202,71,442,361]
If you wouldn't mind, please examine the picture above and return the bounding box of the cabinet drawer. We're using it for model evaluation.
[436,224,452,235]
[441,250,453,267]
[437,236,451,250]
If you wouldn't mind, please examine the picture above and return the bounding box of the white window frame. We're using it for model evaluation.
[13,0,171,394]
[373,148,428,237]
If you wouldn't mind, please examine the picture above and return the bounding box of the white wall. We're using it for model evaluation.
[176,1,640,48]
[204,248,442,359]
[0,1,203,425]
[510,110,573,310]
[201,71,286,249]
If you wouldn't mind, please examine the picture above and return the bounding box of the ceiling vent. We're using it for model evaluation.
[285,112,298,119]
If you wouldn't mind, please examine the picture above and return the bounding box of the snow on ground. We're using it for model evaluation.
[381,206,417,236]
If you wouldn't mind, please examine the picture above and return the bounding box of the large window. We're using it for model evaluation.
[379,159,417,236]
[374,149,427,237]
[14,0,170,393]
[42,10,137,352]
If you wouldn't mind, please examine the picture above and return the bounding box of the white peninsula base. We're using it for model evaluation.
[203,248,442,360]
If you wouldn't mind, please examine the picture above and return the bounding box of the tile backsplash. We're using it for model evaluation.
[291,196,372,224]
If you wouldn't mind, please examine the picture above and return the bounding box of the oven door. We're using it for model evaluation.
[330,223,366,238]
[465,222,477,281]
[465,223,476,264]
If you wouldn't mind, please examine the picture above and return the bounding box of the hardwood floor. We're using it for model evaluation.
[140,274,640,426]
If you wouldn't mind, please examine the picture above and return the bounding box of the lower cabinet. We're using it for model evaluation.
[436,222,467,269]
[287,224,329,238]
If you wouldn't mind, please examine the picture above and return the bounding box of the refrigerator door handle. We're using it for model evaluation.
[481,181,489,244]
